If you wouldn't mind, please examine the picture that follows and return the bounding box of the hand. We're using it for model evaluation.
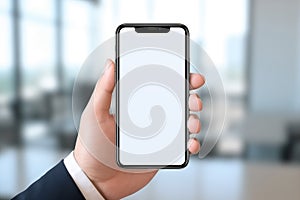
[74,59,205,199]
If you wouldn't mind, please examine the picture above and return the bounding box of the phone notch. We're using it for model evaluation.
[135,27,170,33]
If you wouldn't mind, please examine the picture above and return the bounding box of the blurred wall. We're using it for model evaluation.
[249,0,300,113]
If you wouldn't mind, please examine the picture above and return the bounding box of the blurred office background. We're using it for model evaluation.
[0,0,300,199]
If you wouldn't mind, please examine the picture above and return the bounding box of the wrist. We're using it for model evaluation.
[73,138,115,199]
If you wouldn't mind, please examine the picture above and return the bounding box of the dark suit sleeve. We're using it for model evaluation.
[12,160,85,200]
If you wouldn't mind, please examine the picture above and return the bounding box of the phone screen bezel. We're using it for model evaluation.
[115,23,190,169]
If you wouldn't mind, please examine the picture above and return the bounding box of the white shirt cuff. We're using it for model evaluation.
[64,151,105,200]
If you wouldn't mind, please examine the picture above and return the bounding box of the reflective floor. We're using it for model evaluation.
[1,147,299,200]
[126,158,300,200]
[0,147,69,199]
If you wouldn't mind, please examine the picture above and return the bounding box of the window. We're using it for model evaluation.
[0,0,96,135]
[0,0,13,102]
[63,0,95,89]
[17,0,96,96]
[202,0,248,94]
[20,0,57,99]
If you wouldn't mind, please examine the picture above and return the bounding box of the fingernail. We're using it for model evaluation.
[187,138,195,148]
[189,94,201,111]
[188,115,200,133]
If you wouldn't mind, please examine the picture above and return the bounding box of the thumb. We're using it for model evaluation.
[93,59,115,121]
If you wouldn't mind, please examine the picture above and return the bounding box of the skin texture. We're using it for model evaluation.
[74,59,205,200]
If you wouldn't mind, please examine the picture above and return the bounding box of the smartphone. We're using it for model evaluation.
[116,23,190,168]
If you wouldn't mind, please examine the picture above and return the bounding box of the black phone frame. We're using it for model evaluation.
[115,23,190,169]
